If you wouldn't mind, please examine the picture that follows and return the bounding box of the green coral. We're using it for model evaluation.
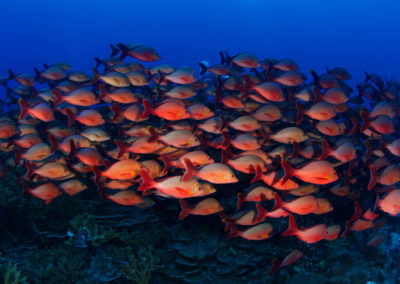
[65,213,116,247]
[3,262,27,284]
[121,246,161,284]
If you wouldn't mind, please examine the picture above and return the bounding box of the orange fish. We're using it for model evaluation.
[281,160,338,185]
[21,181,61,204]
[141,99,189,121]
[236,186,275,209]
[178,198,223,220]
[59,179,87,196]
[273,193,318,215]
[377,189,400,216]
[52,89,99,106]
[268,249,303,275]
[282,215,327,244]
[19,100,54,122]
[228,223,273,240]
[94,159,142,181]
[182,159,238,184]
[103,190,143,206]
[138,169,215,199]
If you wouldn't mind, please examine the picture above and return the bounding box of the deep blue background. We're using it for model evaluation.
[1,0,399,88]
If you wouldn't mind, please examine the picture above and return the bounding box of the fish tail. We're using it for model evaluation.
[178,199,191,220]
[318,139,332,160]
[348,117,359,135]
[98,83,107,101]
[281,215,298,237]
[255,203,268,223]
[290,142,300,159]
[368,165,378,191]
[33,67,41,81]
[268,258,282,275]
[148,127,160,143]
[109,44,120,57]
[13,148,22,165]
[68,139,77,160]
[116,43,128,60]
[51,89,64,106]
[109,103,122,122]
[182,158,197,182]
[64,109,75,127]
[92,166,102,183]
[138,169,156,192]
[341,201,363,238]
[7,69,15,80]
[280,159,295,185]
[25,160,34,181]
[92,67,101,84]
[295,101,305,125]
[241,74,254,98]
[312,86,323,103]
[271,192,284,211]
[47,134,58,153]
[199,61,208,75]
[20,181,30,197]
[379,135,387,151]
[114,140,127,159]
[224,51,231,65]
[359,108,370,132]
[250,164,263,184]
[227,225,241,239]
[310,69,319,87]
[18,99,30,120]
[94,57,103,69]
[236,193,244,209]
[219,51,226,64]
[160,155,172,176]
[141,99,153,119]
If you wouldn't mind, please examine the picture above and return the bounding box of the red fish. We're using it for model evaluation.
[268,249,303,275]
[281,160,338,185]
[178,198,223,220]
[282,215,327,244]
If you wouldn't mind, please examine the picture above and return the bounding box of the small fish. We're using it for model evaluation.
[282,215,327,244]
[281,160,338,185]
[21,181,61,204]
[268,249,303,275]
[228,223,273,240]
[178,198,223,220]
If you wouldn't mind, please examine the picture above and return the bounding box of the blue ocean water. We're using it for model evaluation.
[1,0,399,85]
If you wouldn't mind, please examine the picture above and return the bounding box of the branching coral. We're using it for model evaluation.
[121,246,161,284]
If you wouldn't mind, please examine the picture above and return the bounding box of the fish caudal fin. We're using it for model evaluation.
[227,225,241,239]
[141,99,153,119]
[250,164,263,184]
[25,160,35,181]
[268,258,282,275]
[312,86,323,103]
[92,166,102,183]
[65,109,75,127]
[295,101,305,125]
[116,43,128,60]
[368,165,378,191]
[114,140,127,159]
[271,192,284,211]
[178,199,191,220]
[236,192,244,209]
[160,155,171,176]
[138,169,156,192]
[51,89,64,106]
[280,159,296,185]
[110,44,120,57]
[109,103,122,123]
[281,215,298,237]
[18,99,29,120]
[20,181,30,197]
[182,158,197,182]
[255,203,268,223]
[319,139,332,160]
[48,134,58,153]
[199,62,208,75]
[148,127,160,143]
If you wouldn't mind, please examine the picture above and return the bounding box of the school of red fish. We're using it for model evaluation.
[0,43,399,273]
